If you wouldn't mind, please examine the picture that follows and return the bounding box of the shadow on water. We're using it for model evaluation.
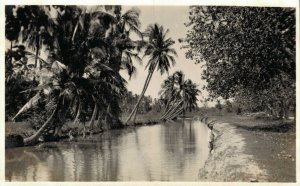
[6,119,210,181]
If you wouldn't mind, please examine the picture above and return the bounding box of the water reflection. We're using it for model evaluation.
[6,119,210,181]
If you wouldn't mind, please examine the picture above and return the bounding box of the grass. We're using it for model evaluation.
[6,109,295,138]
[208,113,295,131]
[120,111,161,125]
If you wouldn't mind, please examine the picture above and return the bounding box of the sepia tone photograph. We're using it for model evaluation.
[3,1,297,184]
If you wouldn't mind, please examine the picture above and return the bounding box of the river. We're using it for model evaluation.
[6,119,210,181]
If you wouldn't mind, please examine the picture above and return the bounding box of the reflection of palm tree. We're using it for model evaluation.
[132,128,153,180]
[49,146,65,181]
[126,24,177,123]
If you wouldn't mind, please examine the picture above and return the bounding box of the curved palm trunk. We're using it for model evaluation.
[96,110,103,129]
[35,34,40,69]
[132,106,138,122]
[73,101,81,125]
[103,105,111,130]
[160,100,177,119]
[88,103,98,131]
[163,104,183,120]
[182,108,186,118]
[24,96,63,145]
[161,101,183,120]
[166,107,183,120]
[72,21,79,42]
[125,67,155,124]
[163,98,173,113]
[160,99,184,120]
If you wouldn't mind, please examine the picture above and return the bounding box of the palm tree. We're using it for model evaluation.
[159,71,183,111]
[15,6,56,70]
[5,6,20,50]
[159,71,200,120]
[180,79,200,117]
[10,5,142,144]
[125,24,177,124]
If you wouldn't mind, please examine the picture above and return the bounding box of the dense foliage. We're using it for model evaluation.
[5,5,144,144]
[120,91,153,114]
[160,71,200,119]
[184,6,295,118]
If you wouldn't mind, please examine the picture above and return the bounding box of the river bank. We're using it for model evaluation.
[5,112,160,147]
[198,114,296,182]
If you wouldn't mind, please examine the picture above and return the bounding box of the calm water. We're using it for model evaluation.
[6,119,210,181]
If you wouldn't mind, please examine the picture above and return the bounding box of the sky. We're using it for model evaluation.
[120,6,209,105]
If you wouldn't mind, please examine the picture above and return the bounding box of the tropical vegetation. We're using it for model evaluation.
[5,5,147,144]
[159,71,200,120]
[183,6,295,119]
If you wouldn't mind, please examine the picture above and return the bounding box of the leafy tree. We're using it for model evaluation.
[121,91,153,114]
[225,100,233,113]
[183,6,295,118]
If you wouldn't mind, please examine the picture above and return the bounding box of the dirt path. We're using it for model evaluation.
[238,123,296,182]
[199,115,296,182]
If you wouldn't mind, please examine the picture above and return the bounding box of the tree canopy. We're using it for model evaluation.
[5,5,144,144]
[184,6,295,118]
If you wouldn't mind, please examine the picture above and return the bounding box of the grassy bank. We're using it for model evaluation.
[120,111,161,125]
[5,111,163,141]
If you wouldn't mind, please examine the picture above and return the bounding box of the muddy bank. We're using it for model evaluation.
[5,118,160,148]
[197,117,268,182]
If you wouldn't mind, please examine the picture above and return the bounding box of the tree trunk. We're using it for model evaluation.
[161,102,183,120]
[35,34,40,69]
[96,110,103,130]
[182,108,186,118]
[283,99,290,120]
[103,105,111,130]
[163,98,173,114]
[125,67,155,124]
[72,21,79,42]
[88,103,98,131]
[132,107,138,123]
[73,101,81,125]
[164,104,182,120]
[167,107,183,120]
[24,96,63,145]
[160,99,183,120]
[7,41,13,71]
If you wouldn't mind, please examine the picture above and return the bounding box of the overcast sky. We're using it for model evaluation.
[120,6,208,105]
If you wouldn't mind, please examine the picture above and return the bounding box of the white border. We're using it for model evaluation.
[0,0,299,186]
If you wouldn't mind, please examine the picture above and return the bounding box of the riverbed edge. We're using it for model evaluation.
[196,116,268,182]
